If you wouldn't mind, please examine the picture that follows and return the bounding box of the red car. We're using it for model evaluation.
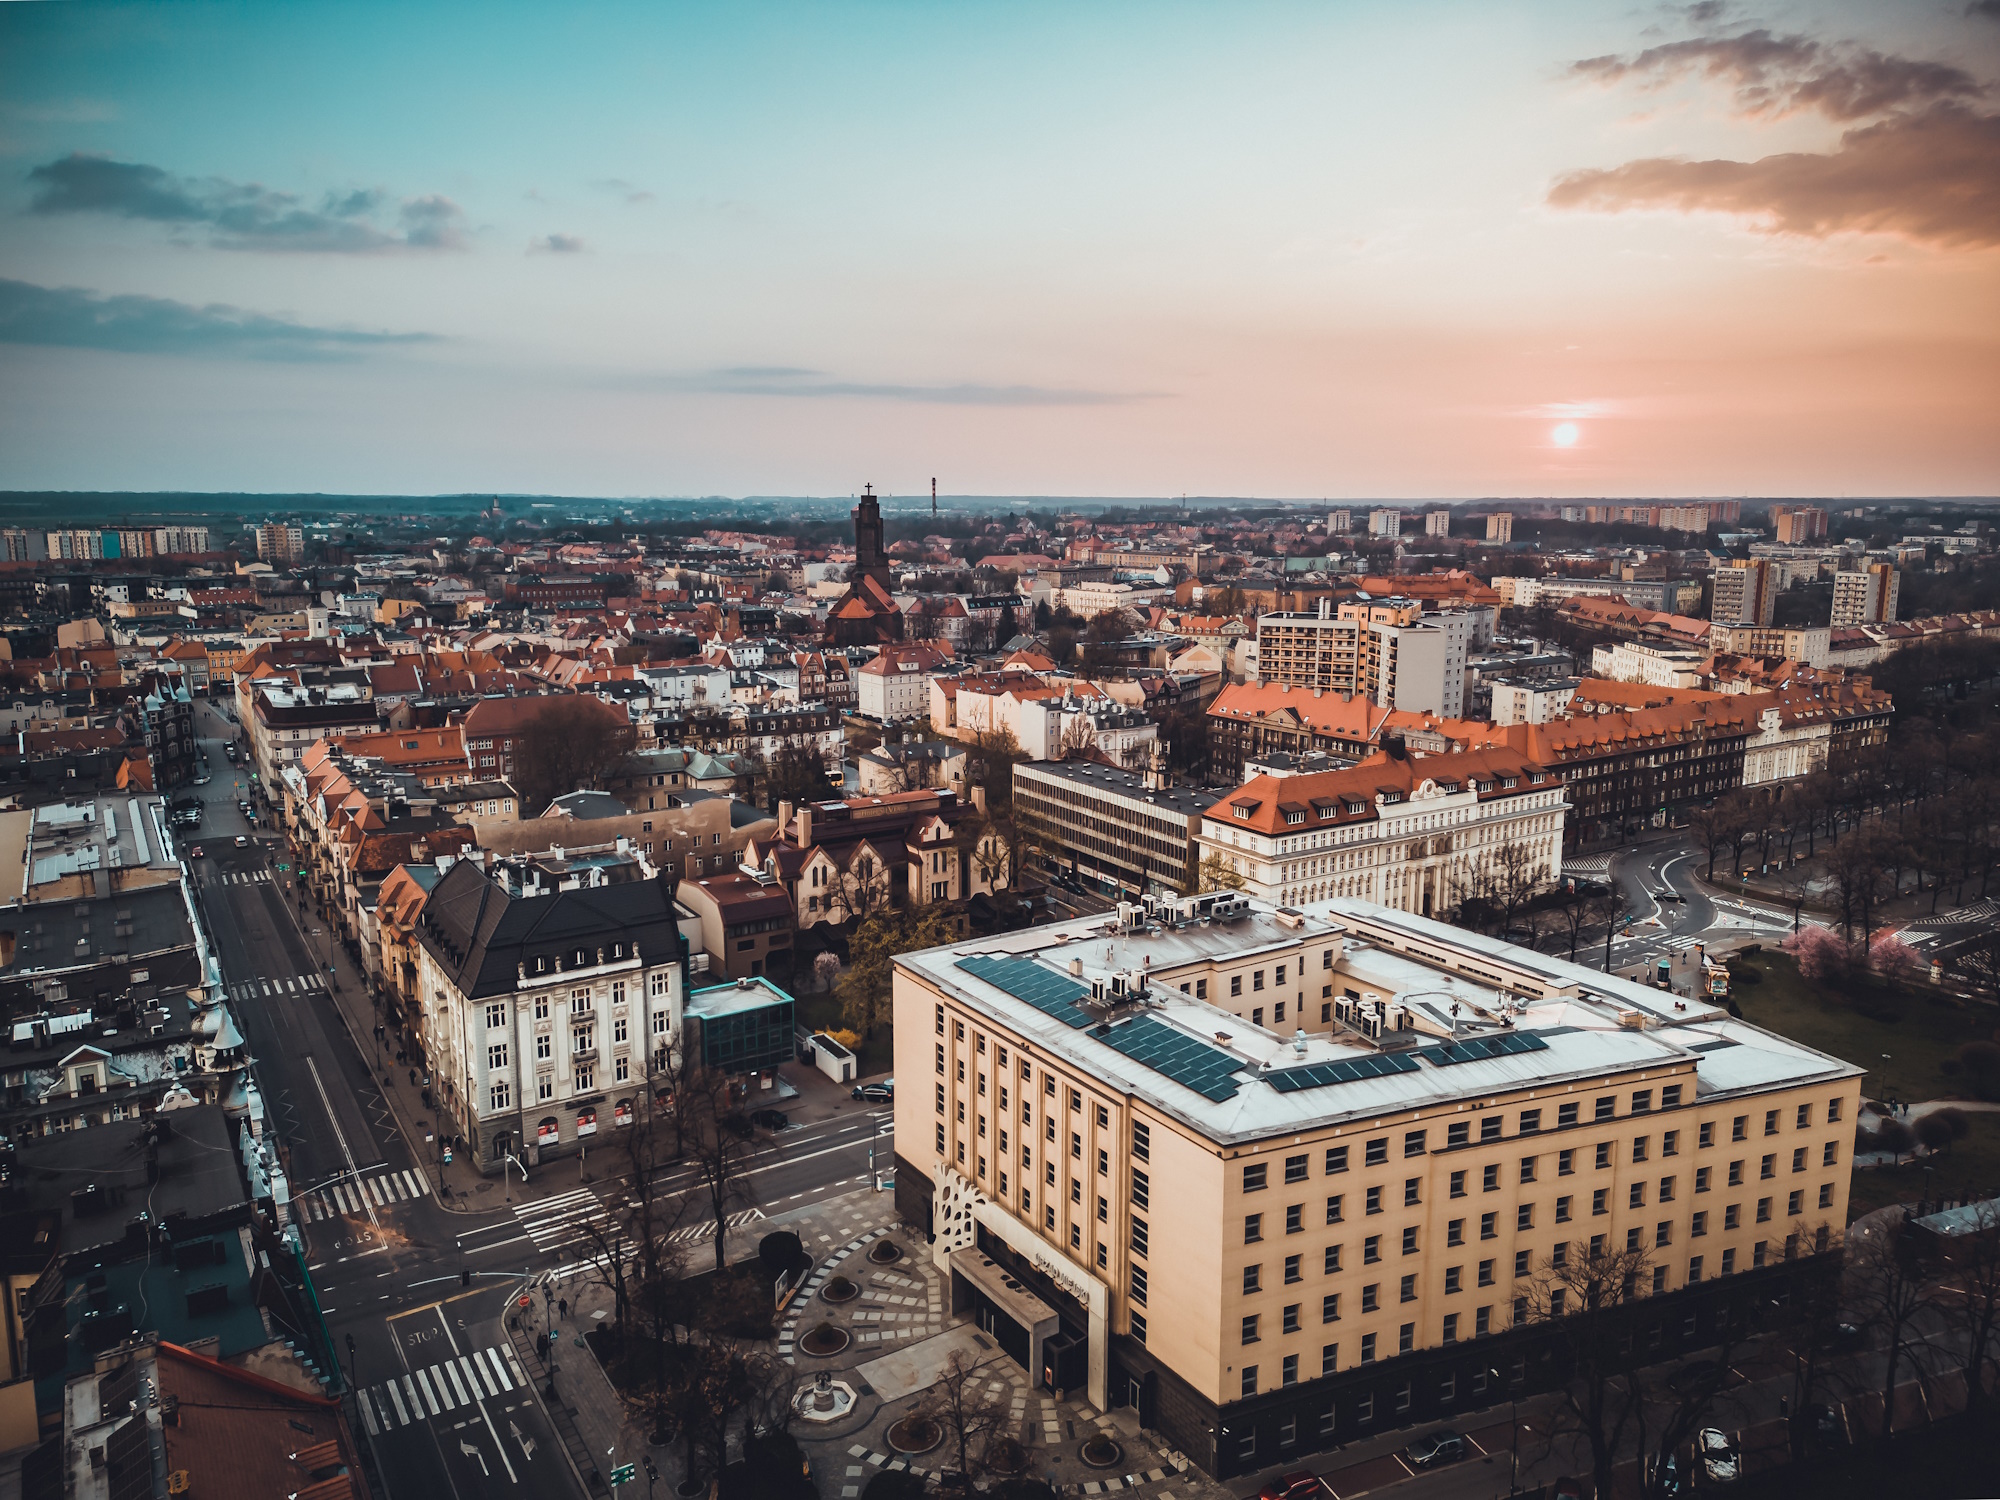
[189,846,204,858]
[1258,1473,1329,1500]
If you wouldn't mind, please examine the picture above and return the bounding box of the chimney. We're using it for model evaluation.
[777,799,792,837]
[796,803,813,848]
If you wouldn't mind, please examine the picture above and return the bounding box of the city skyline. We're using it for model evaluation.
[2,0,1997,499]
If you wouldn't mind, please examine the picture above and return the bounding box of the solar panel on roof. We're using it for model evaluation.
[1264,1052,1421,1093]
[955,953,1095,1028]
[1100,1015,1245,1102]
[1410,1032,1551,1067]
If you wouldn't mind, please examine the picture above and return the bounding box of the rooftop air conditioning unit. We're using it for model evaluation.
[1360,1014,1384,1039]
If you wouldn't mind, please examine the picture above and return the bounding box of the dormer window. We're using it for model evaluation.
[1284,809,1305,826]
[1500,777,1518,789]
[1234,805,1254,820]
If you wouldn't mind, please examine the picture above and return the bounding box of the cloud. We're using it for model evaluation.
[589,177,655,204]
[1569,29,1986,121]
[6,98,119,124]
[26,153,469,253]
[1972,1,2000,20]
[626,366,1159,406]
[1549,103,2000,247]
[0,276,439,360]
[528,232,587,254]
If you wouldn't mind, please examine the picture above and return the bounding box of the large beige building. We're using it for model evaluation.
[1255,600,1475,719]
[892,896,1861,1480]
[1195,745,1566,918]
[1829,564,1898,628]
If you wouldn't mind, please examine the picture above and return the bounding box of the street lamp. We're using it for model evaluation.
[1488,1367,1518,1496]
[503,1151,529,1206]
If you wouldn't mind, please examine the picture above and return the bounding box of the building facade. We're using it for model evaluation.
[1829,564,1899,628]
[413,855,687,1170]
[1014,753,1212,899]
[1710,560,1777,627]
[892,896,1860,1479]
[1196,745,1566,916]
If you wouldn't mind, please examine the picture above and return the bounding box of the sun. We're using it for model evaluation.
[1551,422,1581,448]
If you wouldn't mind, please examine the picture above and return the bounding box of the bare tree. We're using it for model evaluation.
[1939,1202,2000,1417]
[1197,850,1246,894]
[678,1064,760,1272]
[1845,1211,1938,1442]
[913,1350,1010,1482]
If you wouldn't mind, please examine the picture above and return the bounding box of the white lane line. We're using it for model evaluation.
[304,1053,379,1231]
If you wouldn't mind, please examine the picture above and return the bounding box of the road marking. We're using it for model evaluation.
[386,1381,410,1426]
[304,1052,378,1230]
[444,1360,472,1406]
[358,1391,381,1436]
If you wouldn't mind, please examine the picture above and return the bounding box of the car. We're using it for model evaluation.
[852,1081,895,1102]
[234,835,249,848]
[1809,1402,1847,1446]
[750,1108,790,1130]
[238,799,252,813]
[1830,1321,1865,1349]
[1697,1428,1739,1485]
[194,775,211,786]
[1403,1430,1465,1468]
[189,846,204,858]
[1256,1472,1328,1500]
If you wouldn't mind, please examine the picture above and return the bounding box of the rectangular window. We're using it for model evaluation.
[1447,1122,1469,1148]
[1478,1259,1494,1287]
[1663,1085,1683,1109]
[487,1042,509,1070]
[1285,1153,1309,1183]
[1360,1333,1376,1365]
[1132,1168,1150,1209]
[1520,1155,1537,1184]
[1660,1176,1676,1203]
[1828,1097,1843,1123]
[1595,1141,1612,1170]
[1283,1304,1301,1335]
[1633,1136,1649,1163]
[1400,1274,1417,1303]
[1133,1121,1150,1161]
[1401,1227,1419,1256]
[1517,1203,1534,1231]
[1321,1348,1338,1381]
[1245,1213,1263,1244]
[1481,1212,1497,1240]
[1361,1284,1379,1313]
[1324,1244,1342,1274]
[1632,1089,1652,1115]
[1241,1315,1260,1345]
[1513,1250,1530,1279]
[1556,1195,1572,1223]
[1593,1188,1608,1215]
[1823,1141,1839,1167]
[1520,1109,1542,1134]
[1729,1160,1744,1186]
[1366,1138,1388,1166]
[1285,1254,1302,1284]
[1447,1218,1464,1247]
[1482,1116,1502,1142]
[1733,1115,1748,1142]
[1792,1147,1808,1174]
[1788,1190,1804,1216]
[1243,1163,1268,1192]
[1630,1183,1646,1209]
[1662,1130,1678,1157]
[1326,1194,1344,1224]
[1765,1109,1780,1136]
[1819,1183,1834,1209]
[1595,1096,1615,1122]
[1131,1218,1149,1257]
[1286,1204,1304,1235]
[1475,1306,1491,1337]
[1322,1292,1341,1323]
[1404,1129,1427,1157]
[1364,1235,1381,1264]
[1241,1367,1258,1398]
[1366,1186,1383,1215]
[1130,1311,1146,1345]
[1404,1177,1421,1208]
[1559,1149,1575,1176]
[1700,1121,1715,1148]
[1696,1166,1711,1193]
[1483,1164,1500,1192]
[1558,1102,1578,1128]
[1761,1154,1776,1179]
[1326,1145,1349,1174]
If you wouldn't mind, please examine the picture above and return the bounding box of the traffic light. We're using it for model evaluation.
[461,1267,472,1286]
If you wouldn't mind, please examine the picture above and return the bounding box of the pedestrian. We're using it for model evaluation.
[557,1297,568,1321]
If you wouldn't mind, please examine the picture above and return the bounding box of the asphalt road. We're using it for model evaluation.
[175,693,905,1499]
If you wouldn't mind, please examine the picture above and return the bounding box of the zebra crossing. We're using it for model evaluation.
[353,1344,527,1436]
[663,1207,766,1246]
[294,1166,431,1221]
[213,869,274,886]
[512,1187,625,1257]
[227,972,328,1001]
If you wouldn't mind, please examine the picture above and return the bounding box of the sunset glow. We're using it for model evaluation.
[0,0,1995,497]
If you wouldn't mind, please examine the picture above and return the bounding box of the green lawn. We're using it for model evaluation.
[1728,952,1990,1109]
[1845,1111,2000,1222]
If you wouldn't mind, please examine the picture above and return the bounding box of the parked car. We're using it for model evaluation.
[751,1108,790,1131]
[1697,1428,1739,1485]
[1256,1472,1328,1500]
[194,774,211,786]
[852,1081,894,1102]
[1809,1402,1847,1446]
[1403,1430,1465,1468]
[234,835,249,848]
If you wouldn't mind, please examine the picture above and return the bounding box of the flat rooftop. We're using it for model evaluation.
[898,895,1861,1146]
[1015,759,1221,820]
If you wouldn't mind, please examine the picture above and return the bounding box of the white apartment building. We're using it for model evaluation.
[414,852,687,1171]
[1368,509,1403,539]
[1589,641,1707,689]
[1060,579,1176,619]
[1196,745,1568,917]
[1255,601,1474,719]
[1484,513,1513,544]
[857,643,954,722]
[1425,511,1451,538]
[1829,565,1898,628]
[1711,560,1777,627]
[1487,676,1578,726]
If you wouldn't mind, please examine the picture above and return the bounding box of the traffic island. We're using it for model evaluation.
[820,1274,860,1303]
[1078,1434,1124,1469]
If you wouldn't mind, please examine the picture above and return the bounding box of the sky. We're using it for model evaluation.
[0,0,1996,501]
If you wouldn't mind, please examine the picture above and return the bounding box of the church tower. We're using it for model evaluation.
[852,483,888,579]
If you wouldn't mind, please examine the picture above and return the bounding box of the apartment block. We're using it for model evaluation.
[1425,511,1451,538]
[1710,560,1777,627]
[1772,507,1828,545]
[1484,513,1513,544]
[1255,600,1473,718]
[1328,510,1352,535]
[1829,564,1898,628]
[255,522,306,565]
[1368,509,1403,539]
[892,896,1860,1479]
